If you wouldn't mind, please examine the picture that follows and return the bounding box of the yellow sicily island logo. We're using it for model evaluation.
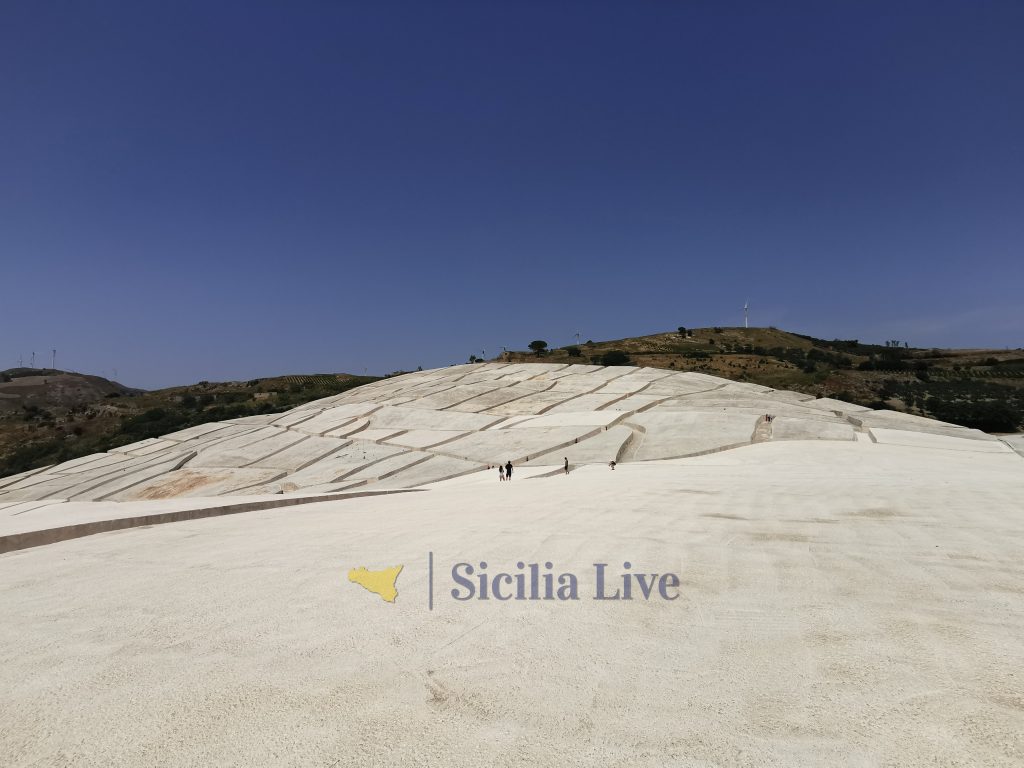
[348,565,403,603]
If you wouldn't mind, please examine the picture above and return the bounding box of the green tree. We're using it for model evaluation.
[528,340,548,356]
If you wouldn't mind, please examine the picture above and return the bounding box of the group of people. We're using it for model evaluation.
[491,457,617,480]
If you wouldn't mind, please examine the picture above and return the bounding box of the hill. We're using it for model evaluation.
[0,368,141,412]
[3,362,1023,765]
[4,325,1021,480]
[2,360,1021,510]
[0,369,379,478]
[500,327,1024,433]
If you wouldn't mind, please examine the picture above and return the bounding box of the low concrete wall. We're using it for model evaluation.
[0,488,424,555]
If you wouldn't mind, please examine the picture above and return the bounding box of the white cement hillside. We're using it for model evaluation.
[0,362,1007,510]
[2,441,1023,766]
[1,364,1022,766]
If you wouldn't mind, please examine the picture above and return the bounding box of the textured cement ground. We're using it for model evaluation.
[2,439,1023,767]
[4,362,1005,506]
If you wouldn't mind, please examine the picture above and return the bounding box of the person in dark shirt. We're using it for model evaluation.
[505,460,513,481]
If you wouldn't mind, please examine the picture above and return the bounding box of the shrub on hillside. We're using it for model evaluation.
[926,399,1022,433]
[600,350,631,366]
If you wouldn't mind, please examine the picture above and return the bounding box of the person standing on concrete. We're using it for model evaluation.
[505,460,513,481]
[564,457,569,475]
[498,464,505,481]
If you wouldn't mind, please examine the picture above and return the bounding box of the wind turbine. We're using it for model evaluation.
[744,300,749,329]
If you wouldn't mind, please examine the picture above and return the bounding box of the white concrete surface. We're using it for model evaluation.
[504,410,622,429]
[1,439,1022,766]
[249,435,346,471]
[1000,433,1024,458]
[869,428,1015,453]
[187,428,306,468]
[521,424,634,466]
[850,410,992,440]
[802,397,872,414]
[280,442,407,487]
[384,430,470,449]
[50,452,134,475]
[3,364,1022,766]
[0,362,1005,508]
[118,466,286,500]
[367,405,502,432]
[484,389,579,415]
[770,417,856,442]
[440,425,597,465]
[628,411,761,460]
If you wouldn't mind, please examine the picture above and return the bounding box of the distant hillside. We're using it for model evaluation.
[0,370,379,478]
[500,327,1024,433]
[0,369,140,413]
[5,326,1022,480]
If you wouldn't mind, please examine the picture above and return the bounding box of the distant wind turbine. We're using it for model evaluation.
[744,300,749,329]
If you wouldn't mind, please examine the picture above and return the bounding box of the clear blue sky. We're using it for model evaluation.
[2,1,1021,388]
